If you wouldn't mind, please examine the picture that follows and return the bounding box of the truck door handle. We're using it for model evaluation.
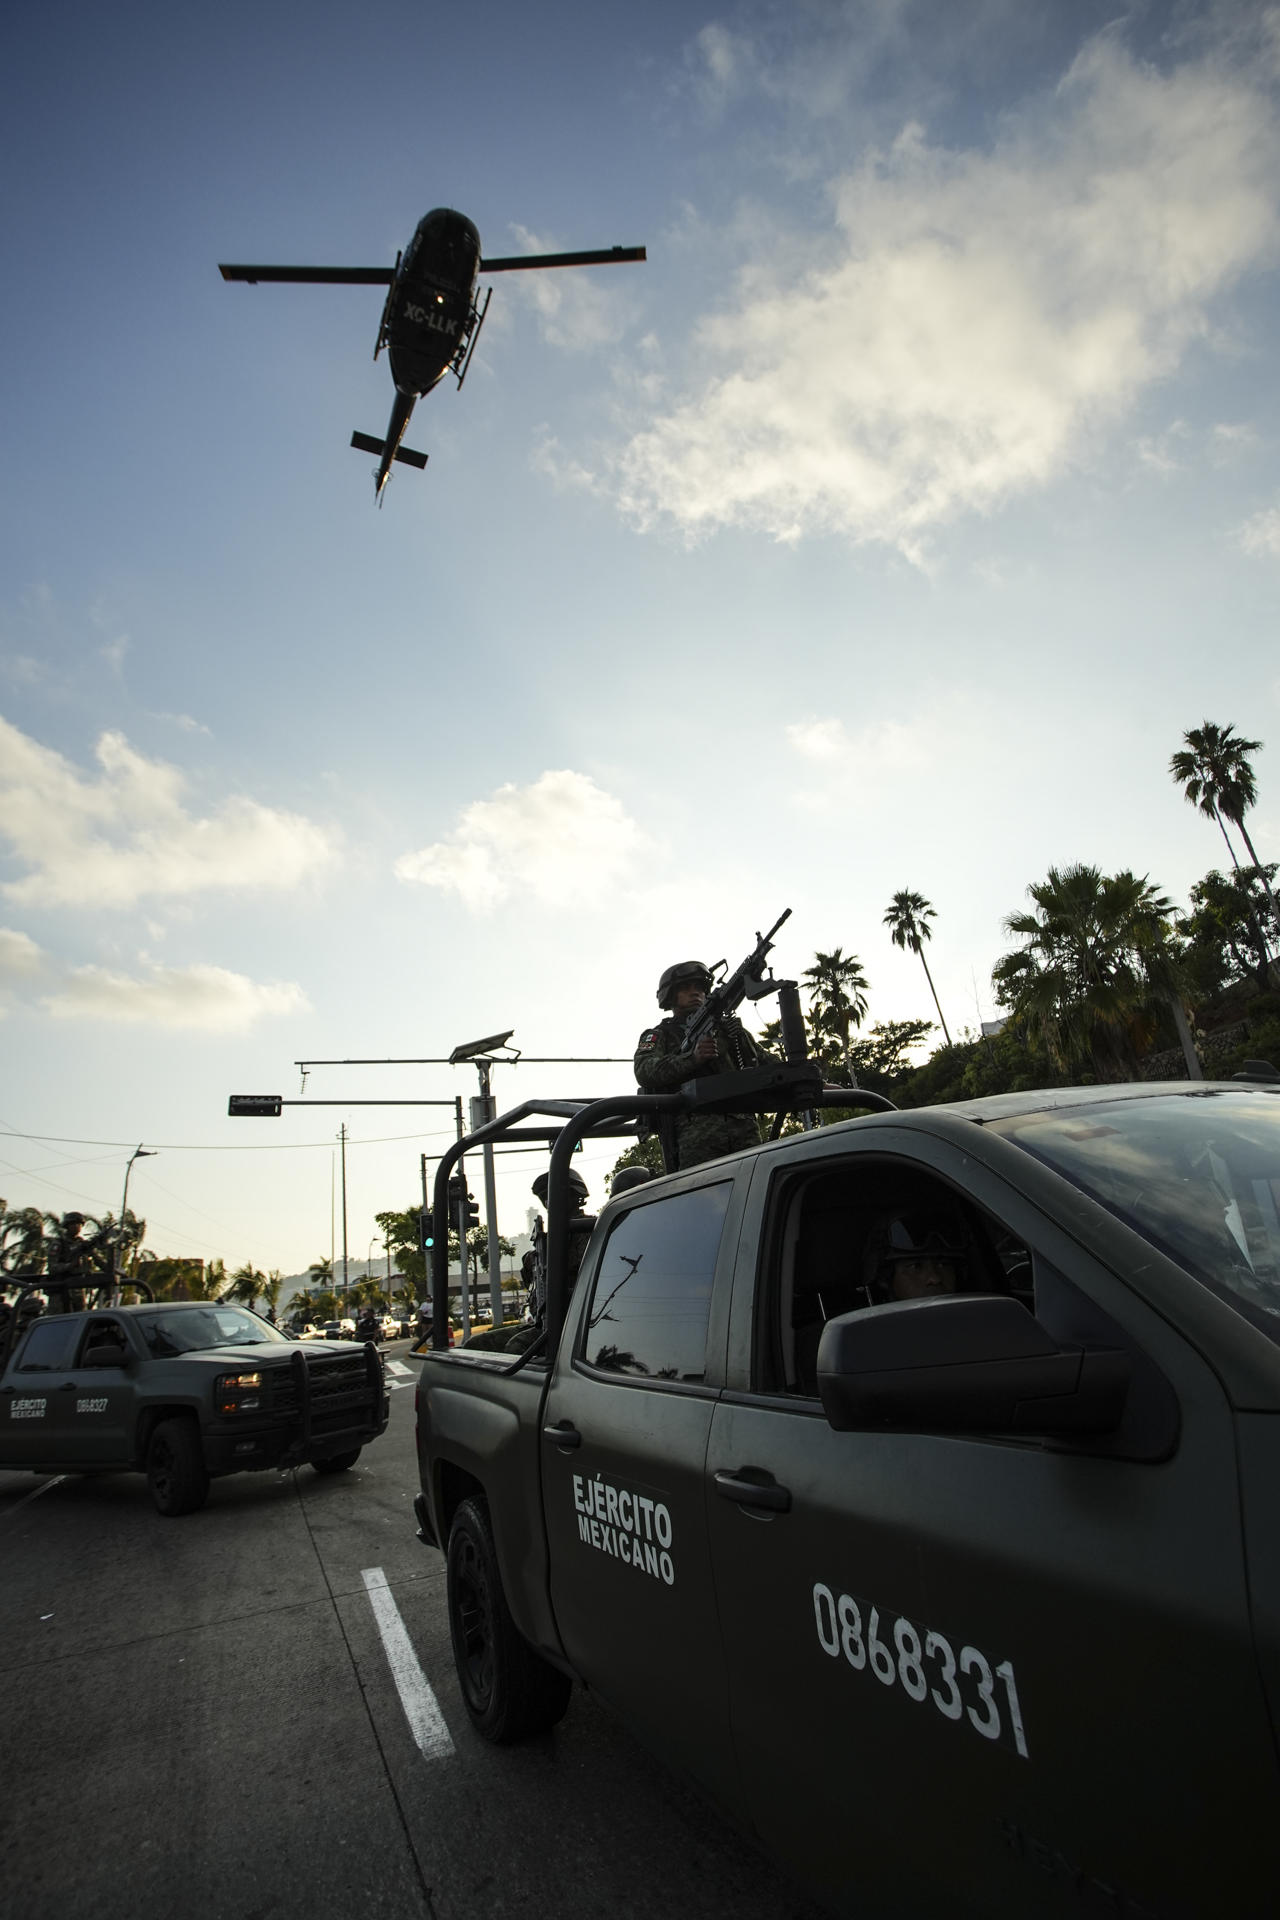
[713,1470,791,1513]
[543,1421,581,1450]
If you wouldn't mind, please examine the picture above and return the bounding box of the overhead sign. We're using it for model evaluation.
[228,1095,283,1117]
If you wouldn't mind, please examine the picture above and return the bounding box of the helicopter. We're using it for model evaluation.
[220,208,646,501]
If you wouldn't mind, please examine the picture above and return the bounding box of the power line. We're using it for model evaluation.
[0,1124,462,1153]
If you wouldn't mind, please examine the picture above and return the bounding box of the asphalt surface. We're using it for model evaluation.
[0,1342,824,1920]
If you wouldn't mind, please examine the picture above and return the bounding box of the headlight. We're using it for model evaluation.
[217,1370,264,1413]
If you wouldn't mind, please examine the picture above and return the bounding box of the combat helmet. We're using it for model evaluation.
[531,1169,589,1212]
[861,1204,970,1305]
[657,961,712,1010]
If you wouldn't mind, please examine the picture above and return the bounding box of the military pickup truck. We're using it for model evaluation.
[413,1074,1280,1920]
[0,1295,388,1514]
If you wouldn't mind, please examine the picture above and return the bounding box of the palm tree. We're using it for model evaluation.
[1171,723,1279,947]
[1,1203,48,1275]
[801,949,869,1073]
[223,1262,266,1309]
[993,865,1195,1081]
[884,892,952,1044]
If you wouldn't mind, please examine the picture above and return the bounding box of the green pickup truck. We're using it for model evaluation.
[414,1073,1280,1920]
[0,1296,388,1514]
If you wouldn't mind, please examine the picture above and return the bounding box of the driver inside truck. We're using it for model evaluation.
[860,1206,971,1306]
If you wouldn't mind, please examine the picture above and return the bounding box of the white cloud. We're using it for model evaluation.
[613,27,1280,555]
[100,634,129,673]
[0,927,43,979]
[502,226,630,352]
[1236,503,1280,556]
[785,718,850,761]
[788,713,929,779]
[42,962,309,1031]
[0,716,336,909]
[396,769,649,913]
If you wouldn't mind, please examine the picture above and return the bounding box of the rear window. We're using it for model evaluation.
[583,1183,730,1383]
[990,1090,1280,1343]
[16,1319,79,1371]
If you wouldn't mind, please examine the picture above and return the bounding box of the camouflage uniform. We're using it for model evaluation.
[634,1014,765,1169]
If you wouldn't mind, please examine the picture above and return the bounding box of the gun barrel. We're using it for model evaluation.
[762,907,792,944]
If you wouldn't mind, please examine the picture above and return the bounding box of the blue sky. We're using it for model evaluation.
[3,0,1279,1275]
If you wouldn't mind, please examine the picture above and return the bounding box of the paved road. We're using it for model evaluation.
[0,1345,824,1920]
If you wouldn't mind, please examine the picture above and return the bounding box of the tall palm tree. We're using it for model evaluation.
[800,949,869,1073]
[884,891,952,1044]
[1171,722,1279,946]
[223,1262,266,1309]
[993,865,1195,1081]
[0,1203,48,1274]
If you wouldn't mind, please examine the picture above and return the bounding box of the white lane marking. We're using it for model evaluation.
[386,1359,413,1377]
[362,1565,454,1760]
[1,1475,67,1520]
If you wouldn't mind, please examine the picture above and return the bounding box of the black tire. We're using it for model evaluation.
[146,1417,210,1517]
[447,1496,571,1742]
[312,1448,361,1475]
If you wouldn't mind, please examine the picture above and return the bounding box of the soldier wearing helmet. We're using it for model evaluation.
[861,1205,971,1306]
[634,960,768,1169]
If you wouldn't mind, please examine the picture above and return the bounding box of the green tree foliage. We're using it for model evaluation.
[1178,866,1279,998]
[607,1136,666,1187]
[1171,721,1279,951]
[884,890,952,1044]
[223,1262,267,1309]
[801,948,870,1071]
[993,866,1187,1081]
[466,1224,516,1281]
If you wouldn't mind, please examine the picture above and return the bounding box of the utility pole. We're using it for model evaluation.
[339,1123,349,1297]
[471,1061,503,1333]
[453,1096,470,1340]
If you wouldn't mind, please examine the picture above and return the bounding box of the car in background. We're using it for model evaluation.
[379,1315,401,1340]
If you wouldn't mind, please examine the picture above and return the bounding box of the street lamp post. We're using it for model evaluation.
[117,1144,157,1303]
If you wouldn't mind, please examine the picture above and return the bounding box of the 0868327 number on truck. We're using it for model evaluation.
[0,1299,388,1515]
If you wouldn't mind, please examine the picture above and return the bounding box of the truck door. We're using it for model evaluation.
[706,1137,1280,1920]
[44,1315,137,1466]
[540,1177,744,1816]
[0,1316,82,1464]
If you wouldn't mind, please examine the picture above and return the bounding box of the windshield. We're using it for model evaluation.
[133,1307,289,1357]
[990,1090,1280,1343]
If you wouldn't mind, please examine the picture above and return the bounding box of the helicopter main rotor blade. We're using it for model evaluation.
[477,246,646,273]
[219,265,396,285]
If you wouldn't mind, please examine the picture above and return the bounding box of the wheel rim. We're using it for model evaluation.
[452,1533,494,1709]
[150,1438,174,1501]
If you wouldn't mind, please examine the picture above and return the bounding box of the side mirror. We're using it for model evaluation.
[816,1294,1130,1437]
[82,1340,130,1369]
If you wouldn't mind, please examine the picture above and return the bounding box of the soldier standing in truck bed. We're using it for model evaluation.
[634,961,766,1170]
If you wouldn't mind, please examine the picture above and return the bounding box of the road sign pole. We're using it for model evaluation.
[477,1062,502,1331]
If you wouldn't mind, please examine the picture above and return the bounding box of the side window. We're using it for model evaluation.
[768,1162,1028,1397]
[16,1319,79,1372]
[78,1318,127,1362]
[583,1183,731,1383]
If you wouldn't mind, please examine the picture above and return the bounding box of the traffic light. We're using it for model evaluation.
[447,1174,465,1204]
[418,1209,434,1253]
[464,1193,481,1228]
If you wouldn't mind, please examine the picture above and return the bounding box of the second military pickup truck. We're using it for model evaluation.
[414,1074,1280,1920]
[0,1296,388,1514]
